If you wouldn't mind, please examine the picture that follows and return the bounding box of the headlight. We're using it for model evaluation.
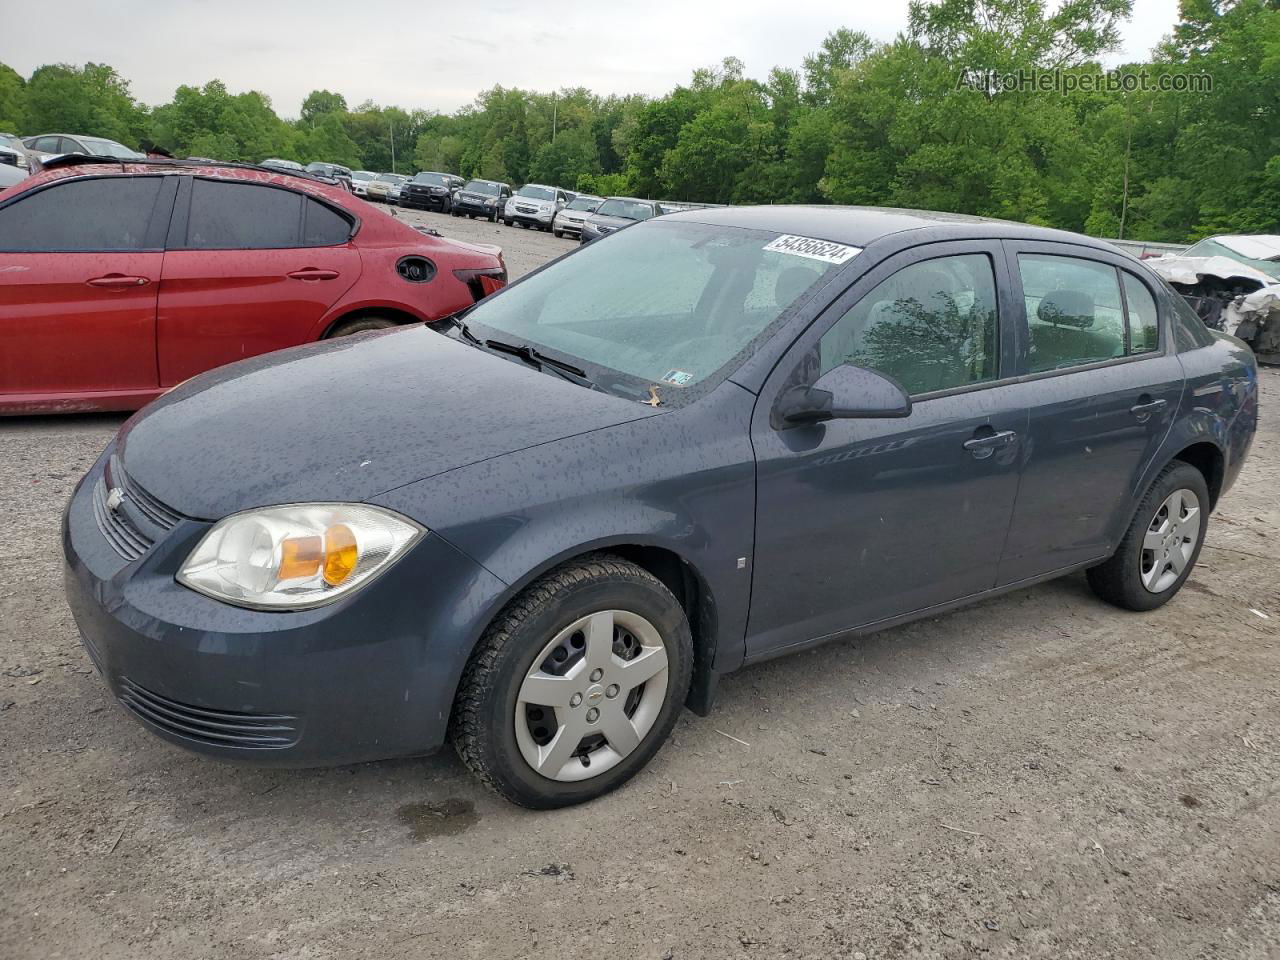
[178,503,424,610]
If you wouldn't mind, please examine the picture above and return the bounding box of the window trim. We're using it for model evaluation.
[166,175,357,252]
[1001,240,1169,381]
[0,173,176,254]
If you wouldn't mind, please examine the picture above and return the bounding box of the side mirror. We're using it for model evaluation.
[774,364,912,428]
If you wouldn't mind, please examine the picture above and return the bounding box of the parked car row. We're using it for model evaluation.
[0,156,507,415]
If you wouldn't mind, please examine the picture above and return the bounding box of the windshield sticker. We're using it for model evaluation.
[764,235,861,265]
[661,369,694,387]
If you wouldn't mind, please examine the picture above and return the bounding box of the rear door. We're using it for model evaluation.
[0,175,173,403]
[157,177,360,385]
[995,242,1183,583]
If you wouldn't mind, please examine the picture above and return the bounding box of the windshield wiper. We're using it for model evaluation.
[483,338,600,390]
[434,313,483,346]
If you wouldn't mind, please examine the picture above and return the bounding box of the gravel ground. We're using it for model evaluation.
[2,220,1279,959]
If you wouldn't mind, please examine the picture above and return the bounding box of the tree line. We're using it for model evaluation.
[0,0,1276,243]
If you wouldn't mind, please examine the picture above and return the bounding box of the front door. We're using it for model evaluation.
[0,175,173,404]
[157,177,360,385]
[747,242,1026,659]
[995,243,1184,584]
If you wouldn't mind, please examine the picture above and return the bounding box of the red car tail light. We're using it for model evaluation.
[453,267,508,302]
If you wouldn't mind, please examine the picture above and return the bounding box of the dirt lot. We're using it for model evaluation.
[2,215,1279,959]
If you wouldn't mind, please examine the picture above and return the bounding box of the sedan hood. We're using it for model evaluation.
[118,326,657,520]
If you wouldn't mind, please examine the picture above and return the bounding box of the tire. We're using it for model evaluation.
[1086,461,1210,611]
[503,218,513,227]
[553,229,563,238]
[326,315,398,338]
[489,210,498,223]
[451,554,694,808]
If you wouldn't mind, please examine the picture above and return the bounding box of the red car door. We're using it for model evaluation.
[157,177,360,385]
[0,175,173,408]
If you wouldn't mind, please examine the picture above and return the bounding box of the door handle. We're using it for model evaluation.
[287,268,339,281]
[87,274,149,289]
[1130,397,1168,420]
[963,428,1018,460]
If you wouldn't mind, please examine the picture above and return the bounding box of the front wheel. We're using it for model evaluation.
[451,554,693,808]
[1086,462,1209,611]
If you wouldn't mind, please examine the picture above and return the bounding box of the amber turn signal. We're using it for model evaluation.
[323,523,359,586]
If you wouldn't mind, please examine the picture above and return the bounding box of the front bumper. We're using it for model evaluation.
[554,217,585,235]
[62,454,508,767]
[508,207,554,227]
[401,191,449,209]
[456,199,497,217]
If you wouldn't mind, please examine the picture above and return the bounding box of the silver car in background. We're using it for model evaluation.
[0,133,31,170]
[367,172,408,203]
[579,197,663,244]
[350,170,376,197]
[551,194,602,238]
[503,183,570,231]
[23,133,143,163]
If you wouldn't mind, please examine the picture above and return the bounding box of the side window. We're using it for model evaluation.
[819,253,999,396]
[1122,272,1160,353]
[32,136,61,152]
[1019,255,1125,372]
[185,179,302,249]
[0,177,164,252]
[301,198,351,246]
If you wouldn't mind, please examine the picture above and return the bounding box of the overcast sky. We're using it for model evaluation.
[1,0,1182,117]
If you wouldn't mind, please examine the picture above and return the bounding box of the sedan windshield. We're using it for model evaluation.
[596,199,654,221]
[351,171,374,181]
[465,180,501,196]
[461,220,842,398]
[81,138,143,159]
[376,173,407,183]
[565,196,600,212]
[516,185,556,201]
[413,172,448,186]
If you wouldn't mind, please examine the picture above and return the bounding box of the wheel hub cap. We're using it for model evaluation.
[514,609,669,782]
[1140,488,1201,594]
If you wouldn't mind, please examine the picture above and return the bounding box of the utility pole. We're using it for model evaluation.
[389,120,396,173]
[552,93,558,144]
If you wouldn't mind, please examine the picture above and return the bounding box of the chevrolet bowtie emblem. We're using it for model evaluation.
[105,487,126,513]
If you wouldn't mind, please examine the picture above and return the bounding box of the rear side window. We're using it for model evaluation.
[819,253,999,396]
[0,176,165,252]
[185,179,302,249]
[1122,272,1159,353]
[1018,255,1160,371]
[302,198,352,245]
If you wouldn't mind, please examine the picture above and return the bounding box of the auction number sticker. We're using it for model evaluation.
[764,234,862,265]
[661,369,694,386]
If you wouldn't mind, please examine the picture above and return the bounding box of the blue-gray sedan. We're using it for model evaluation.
[63,206,1258,807]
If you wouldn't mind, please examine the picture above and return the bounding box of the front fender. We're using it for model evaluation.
[369,382,759,676]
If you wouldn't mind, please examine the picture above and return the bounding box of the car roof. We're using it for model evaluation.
[660,203,1116,249]
[1203,235,1280,260]
[30,156,352,194]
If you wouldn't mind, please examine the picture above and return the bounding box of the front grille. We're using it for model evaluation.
[109,455,182,530]
[118,678,299,749]
[93,478,151,560]
[0,153,18,168]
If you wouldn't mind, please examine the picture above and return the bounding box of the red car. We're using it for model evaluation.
[0,158,506,414]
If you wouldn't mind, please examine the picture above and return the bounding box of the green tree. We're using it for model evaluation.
[0,63,25,132]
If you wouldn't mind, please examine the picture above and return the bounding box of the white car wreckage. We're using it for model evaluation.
[1146,235,1280,365]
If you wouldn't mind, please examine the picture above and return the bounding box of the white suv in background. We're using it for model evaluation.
[503,184,569,231]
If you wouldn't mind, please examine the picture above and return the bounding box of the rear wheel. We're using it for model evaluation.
[326,315,398,338]
[451,554,693,808]
[1086,461,1209,611]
